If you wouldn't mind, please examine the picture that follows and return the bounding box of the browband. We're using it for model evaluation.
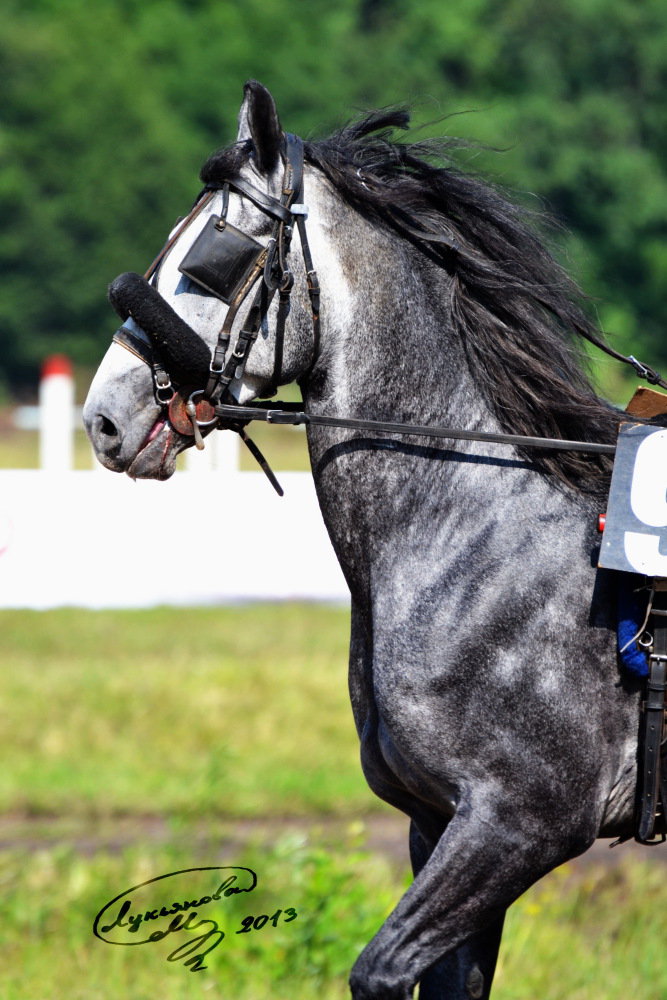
[209,175,294,225]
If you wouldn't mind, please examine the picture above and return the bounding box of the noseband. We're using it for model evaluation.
[108,132,320,444]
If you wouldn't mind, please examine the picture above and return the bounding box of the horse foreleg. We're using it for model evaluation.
[409,821,505,1000]
[349,804,578,1000]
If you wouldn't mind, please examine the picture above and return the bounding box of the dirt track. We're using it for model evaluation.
[1,811,664,870]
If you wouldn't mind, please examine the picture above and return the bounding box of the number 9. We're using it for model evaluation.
[624,428,667,574]
[630,429,667,527]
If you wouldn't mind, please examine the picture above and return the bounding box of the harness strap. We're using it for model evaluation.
[204,248,270,399]
[206,174,294,225]
[585,336,667,391]
[113,325,153,365]
[637,588,667,843]
[530,297,667,392]
[204,133,309,406]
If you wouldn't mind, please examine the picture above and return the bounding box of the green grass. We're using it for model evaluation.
[496,859,667,999]
[0,827,403,1000]
[3,604,667,997]
[1,831,666,1000]
[0,605,375,819]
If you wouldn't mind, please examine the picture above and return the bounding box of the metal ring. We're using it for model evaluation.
[187,389,219,427]
[155,384,175,405]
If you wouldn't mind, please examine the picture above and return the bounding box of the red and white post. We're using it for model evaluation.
[39,355,74,472]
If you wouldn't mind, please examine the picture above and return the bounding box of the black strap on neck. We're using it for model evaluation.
[636,587,667,843]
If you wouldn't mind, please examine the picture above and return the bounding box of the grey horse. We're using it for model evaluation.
[84,81,639,999]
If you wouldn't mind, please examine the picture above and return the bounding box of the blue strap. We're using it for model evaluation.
[617,572,650,677]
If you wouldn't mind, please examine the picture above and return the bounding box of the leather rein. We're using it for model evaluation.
[111,130,667,491]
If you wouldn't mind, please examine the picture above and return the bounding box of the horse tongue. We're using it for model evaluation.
[107,272,211,384]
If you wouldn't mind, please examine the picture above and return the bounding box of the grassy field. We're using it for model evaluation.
[2,607,667,998]
[0,605,368,818]
[3,830,667,1000]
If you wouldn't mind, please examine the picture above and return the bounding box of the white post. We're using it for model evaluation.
[184,439,215,472]
[39,355,74,472]
[212,427,240,474]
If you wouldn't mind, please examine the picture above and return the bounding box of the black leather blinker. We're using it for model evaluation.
[179,216,267,304]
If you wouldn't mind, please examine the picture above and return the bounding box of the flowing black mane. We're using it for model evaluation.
[304,110,621,490]
[203,110,621,490]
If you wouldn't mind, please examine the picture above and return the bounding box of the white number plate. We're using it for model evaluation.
[600,422,667,576]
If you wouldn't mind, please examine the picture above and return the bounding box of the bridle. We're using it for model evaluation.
[107,129,667,491]
[108,132,319,473]
[189,132,320,409]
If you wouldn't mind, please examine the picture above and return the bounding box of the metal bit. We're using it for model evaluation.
[185,398,206,450]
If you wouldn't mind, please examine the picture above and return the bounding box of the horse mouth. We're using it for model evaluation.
[127,416,183,480]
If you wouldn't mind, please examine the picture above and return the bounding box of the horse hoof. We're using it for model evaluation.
[466,964,485,999]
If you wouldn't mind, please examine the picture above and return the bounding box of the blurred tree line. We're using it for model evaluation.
[1,0,665,397]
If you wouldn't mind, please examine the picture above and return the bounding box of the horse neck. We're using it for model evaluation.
[302,191,518,586]
[303,181,486,436]
[299,184,593,602]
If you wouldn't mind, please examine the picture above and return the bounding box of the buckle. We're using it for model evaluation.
[629,355,650,379]
[155,382,174,405]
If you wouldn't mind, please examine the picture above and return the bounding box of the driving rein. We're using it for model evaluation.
[108,130,667,488]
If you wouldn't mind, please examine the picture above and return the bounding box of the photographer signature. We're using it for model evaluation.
[93,867,297,972]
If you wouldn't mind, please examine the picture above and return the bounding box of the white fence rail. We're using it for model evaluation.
[1,358,348,608]
[0,470,348,608]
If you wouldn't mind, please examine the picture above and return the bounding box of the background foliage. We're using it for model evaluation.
[1,0,666,395]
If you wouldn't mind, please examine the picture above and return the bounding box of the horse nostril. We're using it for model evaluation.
[98,414,118,438]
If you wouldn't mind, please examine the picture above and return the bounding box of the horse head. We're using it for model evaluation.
[84,81,321,479]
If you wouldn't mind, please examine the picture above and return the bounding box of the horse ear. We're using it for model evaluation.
[237,80,283,174]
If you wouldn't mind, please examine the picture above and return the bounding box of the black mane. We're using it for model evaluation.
[203,111,621,490]
[304,110,620,491]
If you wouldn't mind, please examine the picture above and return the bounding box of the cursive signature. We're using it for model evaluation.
[93,866,297,972]
[94,867,254,971]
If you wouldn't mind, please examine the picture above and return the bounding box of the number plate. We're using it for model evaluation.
[599,422,667,575]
